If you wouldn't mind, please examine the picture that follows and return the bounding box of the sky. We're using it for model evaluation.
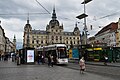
[0,0,120,43]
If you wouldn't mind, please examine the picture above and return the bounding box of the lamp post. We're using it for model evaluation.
[76,0,92,45]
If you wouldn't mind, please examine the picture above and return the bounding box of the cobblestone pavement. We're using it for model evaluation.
[0,60,116,80]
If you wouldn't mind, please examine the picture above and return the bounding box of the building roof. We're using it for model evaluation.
[0,25,5,37]
[64,32,74,36]
[95,22,118,36]
[32,30,48,35]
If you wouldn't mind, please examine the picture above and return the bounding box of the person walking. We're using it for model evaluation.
[104,55,108,65]
[38,54,41,65]
[51,55,54,67]
[79,57,86,74]
[41,54,44,64]
[48,54,51,67]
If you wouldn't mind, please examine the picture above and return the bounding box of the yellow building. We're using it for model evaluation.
[116,18,120,47]
[23,8,81,49]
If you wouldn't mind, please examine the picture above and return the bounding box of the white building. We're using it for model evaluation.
[95,22,118,47]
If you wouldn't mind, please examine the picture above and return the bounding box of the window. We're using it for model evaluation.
[67,41,68,44]
[32,40,34,43]
[56,36,58,40]
[51,26,54,28]
[36,40,39,44]
[41,40,43,44]
[60,36,62,40]
[52,36,54,40]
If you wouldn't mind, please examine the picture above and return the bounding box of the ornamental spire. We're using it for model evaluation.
[27,13,29,24]
[52,6,57,20]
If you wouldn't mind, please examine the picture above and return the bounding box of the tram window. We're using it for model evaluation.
[58,48,67,58]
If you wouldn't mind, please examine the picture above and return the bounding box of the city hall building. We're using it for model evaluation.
[23,8,81,49]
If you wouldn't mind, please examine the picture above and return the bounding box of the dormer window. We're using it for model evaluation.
[51,26,54,28]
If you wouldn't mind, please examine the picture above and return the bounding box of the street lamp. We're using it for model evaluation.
[76,0,92,45]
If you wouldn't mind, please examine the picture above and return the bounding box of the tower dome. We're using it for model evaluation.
[24,17,32,31]
[49,7,59,27]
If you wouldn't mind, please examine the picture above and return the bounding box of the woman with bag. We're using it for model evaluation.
[79,57,86,74]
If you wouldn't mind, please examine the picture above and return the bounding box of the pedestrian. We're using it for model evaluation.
[48,54,51,67]
[51,55,54,67]
[79,57,86,74]
[104,55,108,65]
[1,54,4,61]
[38,54,41,64]
[41,54,44,64]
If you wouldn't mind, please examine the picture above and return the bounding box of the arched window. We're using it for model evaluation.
[60,36,62,40]
[56,36,58,40]
[52,36,54,40]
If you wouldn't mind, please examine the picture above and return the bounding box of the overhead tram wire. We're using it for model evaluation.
[83,11,120,29]
[0,12,49,17]
[96,11,120,20]
[35,0,50,14]
[92,11,120,22]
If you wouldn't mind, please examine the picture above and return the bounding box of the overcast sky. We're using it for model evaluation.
[0,0,120,43]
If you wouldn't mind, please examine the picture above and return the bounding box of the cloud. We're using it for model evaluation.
[0,0,120,43]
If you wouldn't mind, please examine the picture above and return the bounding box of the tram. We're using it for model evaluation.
[37,44,68,64]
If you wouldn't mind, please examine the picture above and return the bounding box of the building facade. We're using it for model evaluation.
[95,19,120,47]
[116,18,120,47]
[0,25,5,55]
[23,8,81,49]
[0,22,16,56]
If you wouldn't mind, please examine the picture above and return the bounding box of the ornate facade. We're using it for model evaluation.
[0,25,5,55]
[0,22,16,56]
[23,8,81,49]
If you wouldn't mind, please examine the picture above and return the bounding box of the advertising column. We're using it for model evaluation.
[27,50,35,63]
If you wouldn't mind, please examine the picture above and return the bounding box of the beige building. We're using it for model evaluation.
[0,22,16,56]
[0,25,6,55]
[116,18,120,47]
[23,8,81,49]
[5,36,16,54]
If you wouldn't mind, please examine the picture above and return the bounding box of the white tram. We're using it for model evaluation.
[37,44,68,64]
